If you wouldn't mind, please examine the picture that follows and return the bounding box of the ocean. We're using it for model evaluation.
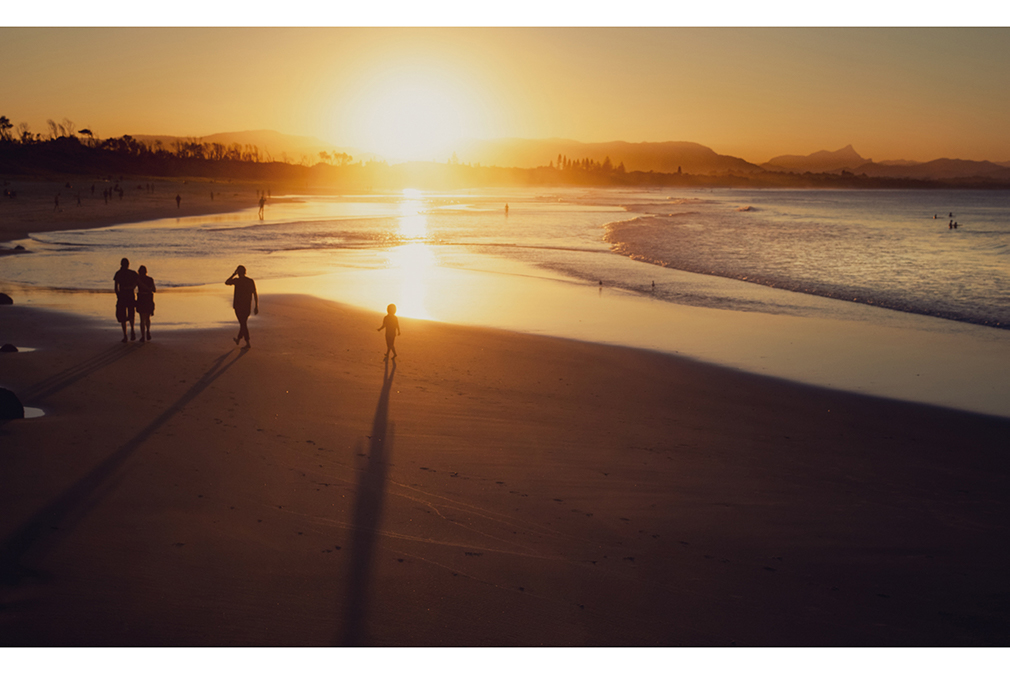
[3,187,1010,416]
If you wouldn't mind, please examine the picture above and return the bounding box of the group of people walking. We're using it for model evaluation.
[113,260,260,349]
[114,260,400,357]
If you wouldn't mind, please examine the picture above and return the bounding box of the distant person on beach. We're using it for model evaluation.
[136,265,156,342]
[176,194,181,209]
[54,194,60,212]
[114,257,139,342]
[377,304,400,360]
[226,265,258,348]
[258,195,266,219]
[505,203,509,215]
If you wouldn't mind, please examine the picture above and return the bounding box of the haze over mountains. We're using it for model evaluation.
[128,130,1010,181]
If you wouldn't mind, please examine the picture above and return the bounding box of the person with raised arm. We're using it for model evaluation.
[226,265,258,348]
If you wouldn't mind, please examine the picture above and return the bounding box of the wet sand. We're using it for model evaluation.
[2,296,1010,646]
[0,177,266,246]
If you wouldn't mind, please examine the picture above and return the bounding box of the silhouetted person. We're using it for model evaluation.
[176,193,181,209]
[377,304,400,359]
[114,257,139,342]
[54,194,60,212]
[258,195,266,219]
[136,265,156,342]
[505,203,509,215]
[226,265,258,348]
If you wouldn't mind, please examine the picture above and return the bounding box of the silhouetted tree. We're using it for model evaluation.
[0,116,12,142]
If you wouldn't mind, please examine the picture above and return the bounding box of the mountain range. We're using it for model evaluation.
[124,130,1010,182]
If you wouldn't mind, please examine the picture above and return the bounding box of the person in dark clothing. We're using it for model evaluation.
[136,265,156,342]
[113,257,139,342]
[226,265,258,348]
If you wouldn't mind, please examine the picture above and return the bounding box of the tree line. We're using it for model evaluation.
[551,153,626,174]
[0,115,352,167]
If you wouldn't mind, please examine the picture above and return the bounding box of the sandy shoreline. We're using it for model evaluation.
[0,176,269,246]
[2,296,1010,646]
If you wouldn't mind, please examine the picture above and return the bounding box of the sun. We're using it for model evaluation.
[338,63,488,163]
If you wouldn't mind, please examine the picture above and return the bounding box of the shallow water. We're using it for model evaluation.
[2,187,1009,417]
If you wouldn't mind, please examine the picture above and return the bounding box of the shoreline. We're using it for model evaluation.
[2,296,1010,646]
[0,176,265,246]
[3,185,1009,420]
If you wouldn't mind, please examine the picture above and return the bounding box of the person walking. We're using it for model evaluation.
[226,265,258,348]
[377,303,401,360]
[113,257,139,342]
[136,265,156,342]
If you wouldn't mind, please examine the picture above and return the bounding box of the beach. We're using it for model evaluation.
[0,177,268,247]
[3,184,1010,647]
[3,293,1010,646]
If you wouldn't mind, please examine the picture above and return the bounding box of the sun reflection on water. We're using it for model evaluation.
[387,191,434,318]
[397,190,428,241]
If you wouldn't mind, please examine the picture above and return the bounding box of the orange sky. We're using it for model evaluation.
[2,26,1009,164]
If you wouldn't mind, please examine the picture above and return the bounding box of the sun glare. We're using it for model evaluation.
[398,192,427,240]
[340,64,487,163]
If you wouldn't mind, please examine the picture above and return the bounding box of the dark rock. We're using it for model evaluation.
[0,293,12,305]
[0,388,25,420]
[0,344,18,352]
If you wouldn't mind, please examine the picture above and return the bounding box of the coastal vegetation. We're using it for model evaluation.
[3,115,1010,191]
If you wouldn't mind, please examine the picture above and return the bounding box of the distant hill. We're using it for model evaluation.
[762,145,869,173]
[853,158,1010,181]
[762,145,1010,181]
[453,138,763,175]
[130,129,370,165]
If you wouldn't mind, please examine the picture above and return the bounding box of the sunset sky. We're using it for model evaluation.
[3,20,1009,164]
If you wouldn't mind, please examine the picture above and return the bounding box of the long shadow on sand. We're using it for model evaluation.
[340,358,396,646]
[0,349,247,587]
[20,343,139,404]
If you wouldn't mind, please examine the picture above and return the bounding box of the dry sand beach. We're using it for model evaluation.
[2,188,1010,647]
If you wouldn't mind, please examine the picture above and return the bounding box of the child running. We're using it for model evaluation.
[377,303,400,359]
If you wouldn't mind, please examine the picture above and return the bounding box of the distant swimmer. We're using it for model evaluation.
[505,203,509,215]
[258,195,266,219]
[176,193,181,209]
